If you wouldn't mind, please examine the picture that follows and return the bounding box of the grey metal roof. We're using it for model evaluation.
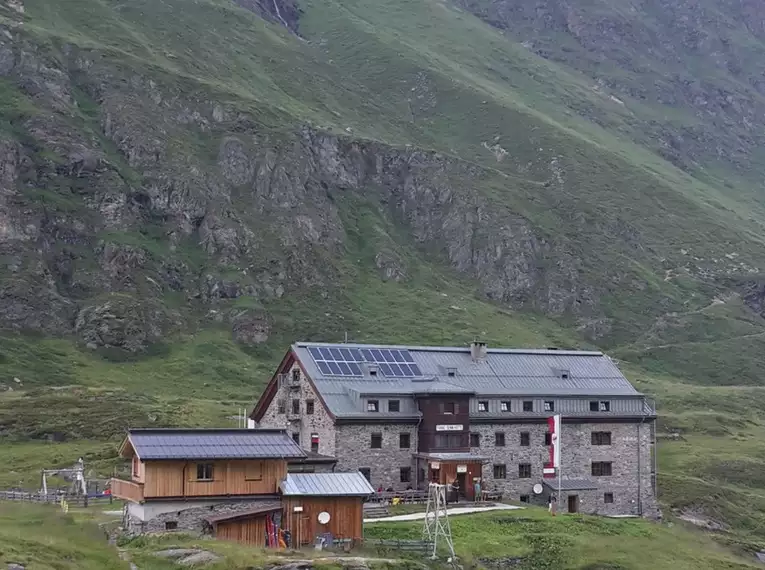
[542,479,599,491]
[291,342,642,418]
[280,472,376,496]
[128,429,306,460]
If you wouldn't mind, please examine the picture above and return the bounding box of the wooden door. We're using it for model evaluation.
[567,495,579,513]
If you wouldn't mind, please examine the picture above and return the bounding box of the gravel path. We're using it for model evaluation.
[364,502,522,523]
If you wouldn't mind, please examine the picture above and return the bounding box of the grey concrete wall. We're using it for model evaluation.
[257,362,336,457]
[334,423,418,491]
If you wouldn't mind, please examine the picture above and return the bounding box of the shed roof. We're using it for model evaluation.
[123,429,306,460]
[542,479,599,491]
[290,342,642,418]
[205,501,282,525]
[280,472,376,496]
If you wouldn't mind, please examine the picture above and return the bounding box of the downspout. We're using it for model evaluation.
[637,402,647,517]
[415,405,423,489]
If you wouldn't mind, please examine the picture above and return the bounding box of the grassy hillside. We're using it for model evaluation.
[1,0,765,557]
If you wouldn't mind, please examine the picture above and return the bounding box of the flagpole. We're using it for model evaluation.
[557,415,562,513]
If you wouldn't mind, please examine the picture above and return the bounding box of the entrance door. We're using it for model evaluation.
[456,473,467,500]
[567,495,579,513]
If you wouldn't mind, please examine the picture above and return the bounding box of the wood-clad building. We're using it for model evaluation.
[280,472,375,546]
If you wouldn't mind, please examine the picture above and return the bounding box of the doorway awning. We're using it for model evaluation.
[414,452,489,463]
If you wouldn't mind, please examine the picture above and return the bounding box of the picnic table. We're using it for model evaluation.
[370,490,428,504]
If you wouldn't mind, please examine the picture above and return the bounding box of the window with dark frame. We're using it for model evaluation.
[589,401,599,412]
[443,402,456,415]
[604,492,614,504]
[306,400,315,415]
[292,432,300,445]
[435,433,462,448]
[478,401,488,412]
[520,495,530,503]
[544,400,554,412]
[495,432,506,447]
[371,433,383,449]
[292,399,300,414]
[277,400,286,414]
[544,432,552,446]
[500,401,510,412]
[591,431,612,446]
[400,467,412,483]
[523,401,533,412]
[590,400,611,412]
[493,464,507,479]
[520,431,530,446]
[399,433,411,449]
[196,463,214,481]
[165,521,178,530]
[592,462,613,476]
[367,400,379,412]
[518,463,532,478]
[388,400,400,413]
[360,468,371,482]
[470,433,481,447]
[292,368,301,382]
[310,433,319,454]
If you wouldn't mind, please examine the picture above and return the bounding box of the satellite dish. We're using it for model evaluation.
[533,484,543,495]
[317,511,331,524]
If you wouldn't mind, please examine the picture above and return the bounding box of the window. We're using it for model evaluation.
[132,456,139,477]
[544,432,552,446]
[500,401,510,412]
[520,432,530,447]
[196,463,214,481]
[435,434,462,448]
[388,400,400,413]
[292,368,301,382]
[292,399,300,414]
[245,461,263,481]
[446,367,457,377]
[544,400,554,412]
[592,462,613,476]
[591,431,612,446]
[495,432,505,447]
[360,468,371,482]
[518,463,532,479]
[292,432,300,445]
[306,400,315,415]
[310,433,319,454]
[277,400,286,414]
[371,433,383,449]
[523,401,533,412]
[369,367,378,377]
[600,401,611,412]
[493,464,507,479]
[165,521,178,531]
[470,433,481,447]
[520,495,530,503]
[590,401,611,412]
[589,401,599,412]
[367,400,379,412]
[443,402,456,415]
[400,467,411,483]
[604,492,614,504]
[478,401,488,412]
[399,433,411,449]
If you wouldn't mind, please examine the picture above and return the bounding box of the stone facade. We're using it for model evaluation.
[471,421,657,517]
[125,499,273,535]
[257,362,335,457]
[334,423,419,491]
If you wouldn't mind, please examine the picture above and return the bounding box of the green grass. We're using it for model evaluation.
[366,508,761,569]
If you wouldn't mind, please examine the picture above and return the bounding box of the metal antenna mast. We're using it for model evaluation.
[422,483,455,561]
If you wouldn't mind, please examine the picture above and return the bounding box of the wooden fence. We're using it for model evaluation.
[0,491,114,508]
[363,538,434,554]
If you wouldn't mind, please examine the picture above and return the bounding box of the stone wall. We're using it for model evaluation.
[125,499,273,535]
[470,420,658,517]
[334,423,418,491]
[257,361,336,457]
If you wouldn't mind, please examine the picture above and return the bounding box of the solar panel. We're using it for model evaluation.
[307,345,422,377]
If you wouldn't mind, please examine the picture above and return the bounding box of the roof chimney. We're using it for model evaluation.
[470,341,487,362]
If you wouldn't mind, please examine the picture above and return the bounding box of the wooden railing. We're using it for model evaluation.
[110,478,144,503]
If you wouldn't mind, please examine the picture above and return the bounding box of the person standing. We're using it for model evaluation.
[548,494,557,516]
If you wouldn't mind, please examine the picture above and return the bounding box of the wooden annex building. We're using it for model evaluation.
[110,428,375,548]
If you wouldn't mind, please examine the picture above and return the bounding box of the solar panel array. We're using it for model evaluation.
[307,346,423,378]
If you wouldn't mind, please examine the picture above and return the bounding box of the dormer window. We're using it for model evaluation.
[446,367,457,377]
[478,401,488,412]
[368,365,378,377]
[500,401,510,412]
[556,368,570,380]
[367,400,379,412]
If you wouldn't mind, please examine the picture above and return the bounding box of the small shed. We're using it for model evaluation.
[280,472,375,547]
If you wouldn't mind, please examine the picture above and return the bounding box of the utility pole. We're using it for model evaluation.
[423,483,455,561]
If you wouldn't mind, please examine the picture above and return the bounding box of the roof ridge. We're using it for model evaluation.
[294,341,602,356]
[128,428,288,433]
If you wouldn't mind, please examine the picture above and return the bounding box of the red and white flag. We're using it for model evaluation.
[544,415,561,478]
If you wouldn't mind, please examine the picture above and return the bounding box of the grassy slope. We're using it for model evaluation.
[0,0,764,556]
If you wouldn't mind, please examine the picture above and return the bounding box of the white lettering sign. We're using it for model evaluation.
[431,462,441,469]
[436,424,464,431]
[457,465,467,473]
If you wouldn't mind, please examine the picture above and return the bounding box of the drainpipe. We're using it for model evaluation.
[637,404,647,517]
[415,407,423,489]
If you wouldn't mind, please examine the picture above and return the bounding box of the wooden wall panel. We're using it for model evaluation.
[283,497,363,546]
[417,395,471,452]
[217,518,267,546]
[143,459,286,499]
